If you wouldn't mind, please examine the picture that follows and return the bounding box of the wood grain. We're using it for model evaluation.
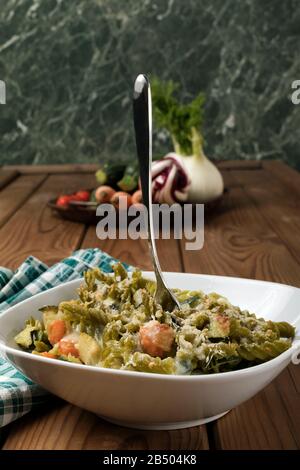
[3,401,209,450]
[180,185,300,286]
[82,226,183,273]
[82,228,153,271]
[0,174,46,228]
[217,160,262,170]
[2,160,263,175]
[212,373,299,449]
[231,169,300,265]
[263,161,300,198]
[289,364,300,395]
[0,169,19,190]
[0,173,94,268]
[2,164,99,175]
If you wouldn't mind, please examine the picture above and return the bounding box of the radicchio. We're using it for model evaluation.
[151,153,190,204]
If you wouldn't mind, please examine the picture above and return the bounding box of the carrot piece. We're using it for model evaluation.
[40,352,56,359]
[47,319,66,345]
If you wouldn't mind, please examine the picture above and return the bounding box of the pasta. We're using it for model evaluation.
[14,264,295,375]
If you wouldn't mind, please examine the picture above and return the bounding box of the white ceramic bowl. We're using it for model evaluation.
[0,272,299,430]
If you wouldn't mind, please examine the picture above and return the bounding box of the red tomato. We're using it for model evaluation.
[139,320,175,358]
[75,190,90,202]
[56,195,72,207]
[58,339,79,357]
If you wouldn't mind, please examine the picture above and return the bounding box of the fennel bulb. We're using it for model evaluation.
[151,77,224,204]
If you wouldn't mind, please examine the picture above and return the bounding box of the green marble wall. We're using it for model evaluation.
[0,0,299,168]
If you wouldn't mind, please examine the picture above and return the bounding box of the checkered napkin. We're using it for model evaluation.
[0,249,132,427]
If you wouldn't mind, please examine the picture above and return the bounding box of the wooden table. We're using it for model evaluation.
[0,160,299,450]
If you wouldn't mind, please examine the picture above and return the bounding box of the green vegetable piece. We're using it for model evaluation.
[34,340,50,352]
[200,343,240,373]
[15,317,44,349]
[208,314,230,338]
[40,305,58,329]
[59,354,82,364]
[95,169,107,185]
[90,190,97,202]
[117,174,137,192]
[129,352,175,374]
[117,163,139,192]
[274,321,295,338]
[39,305,59,314]
[78,333,102,365]
[15,325,37,349]
[113,262,128,280]
[230,318,251,339]
[181,294,201,308]
[95,162,127,187]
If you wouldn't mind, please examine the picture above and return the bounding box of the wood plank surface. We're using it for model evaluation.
[2,160,263,175]
[0,174,46,229]
[289,363,300,394]
[263,161,300,198]
[211,371,299,449]
[3,400,209,450]
[180,185,300,285]
[82,227,183,273]
[0,173,94,268]
[217,160,262,170]
[229,169,300,265]
[0,169,19,190]
[2,164,99,175]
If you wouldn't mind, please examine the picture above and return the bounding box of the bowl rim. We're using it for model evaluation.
[0,271,299,382]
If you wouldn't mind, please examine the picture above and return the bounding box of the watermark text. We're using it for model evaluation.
[95,198,204,251]
[291,80,300,105]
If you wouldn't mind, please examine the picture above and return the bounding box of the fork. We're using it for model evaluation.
[132,74,181,313]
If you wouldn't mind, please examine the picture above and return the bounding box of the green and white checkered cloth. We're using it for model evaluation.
[0,248,132,427]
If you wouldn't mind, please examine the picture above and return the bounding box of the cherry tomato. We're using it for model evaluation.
[74,190,90,202]
[56,195,72,207]
[58,339,79,357]
[139,320,175,358]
